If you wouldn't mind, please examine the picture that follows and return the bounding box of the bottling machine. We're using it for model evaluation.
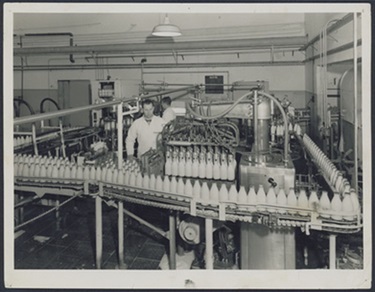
[13,80,363,270]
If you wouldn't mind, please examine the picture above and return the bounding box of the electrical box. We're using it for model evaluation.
[90,80,126,127]
[91,80,126,103]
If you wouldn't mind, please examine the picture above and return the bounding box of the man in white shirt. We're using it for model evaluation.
[161,96,176,123]
[126,99,165,159]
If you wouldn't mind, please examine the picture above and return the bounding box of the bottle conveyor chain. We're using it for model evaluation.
[300,133,353,195]
[14,156,362,235]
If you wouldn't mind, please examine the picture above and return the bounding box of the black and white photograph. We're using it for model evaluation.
[3,2,372,289]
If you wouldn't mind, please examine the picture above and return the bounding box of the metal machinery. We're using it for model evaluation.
[13,80,362,271]
[91,79,127,127]
[90,79,136,153]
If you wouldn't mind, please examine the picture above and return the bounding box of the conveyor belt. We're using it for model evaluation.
[14,177,362,234]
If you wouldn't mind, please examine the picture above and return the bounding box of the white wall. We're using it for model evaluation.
[304,12,361,139]
[304,12,360,67]
[14,65,305,97]
[13,11,308,111]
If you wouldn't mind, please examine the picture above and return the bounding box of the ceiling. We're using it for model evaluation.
[14,13,306,36]
[13,12,307,50]
[12,11,309,66]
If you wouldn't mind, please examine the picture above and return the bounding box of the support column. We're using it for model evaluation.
[58,118,66,158]
[95,194,103,269]
[329,234,337,269]
[117,102,123,168]
[31,123,38,155]
[55,198,61,230]
[169,212,176,269]
[205,218,213,269]
[118,201,127,269]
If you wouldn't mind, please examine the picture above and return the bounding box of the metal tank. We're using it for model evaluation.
[239,93,296,270]
[339,66,362,164]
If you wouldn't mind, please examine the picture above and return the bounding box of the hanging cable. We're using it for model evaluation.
[186,89,257,120]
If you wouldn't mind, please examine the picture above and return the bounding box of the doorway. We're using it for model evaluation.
[57,80,91,127]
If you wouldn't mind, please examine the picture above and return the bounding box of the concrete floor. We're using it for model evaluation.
[15,195,361,270]
[15,197,168,269]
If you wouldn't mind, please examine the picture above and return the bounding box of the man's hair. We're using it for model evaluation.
[161,96,172,106]
[142,99,154,107]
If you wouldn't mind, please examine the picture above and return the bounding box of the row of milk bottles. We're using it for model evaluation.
[270,122,302,141]
[15,154,76,182]
[14,154,360,221]
[303,134,349,195]
[165,146,236,181]
[104,168,360,222]
[91,158,360,222]
[14,136,33,147]
[14,153,142,183]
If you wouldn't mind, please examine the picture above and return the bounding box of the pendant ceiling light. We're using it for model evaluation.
[152,14,182,37]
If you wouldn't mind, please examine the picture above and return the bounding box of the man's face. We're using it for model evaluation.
[143,103,154,119]
[161,102,167,110]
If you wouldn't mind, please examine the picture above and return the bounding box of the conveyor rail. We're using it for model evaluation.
[14,177,362,234]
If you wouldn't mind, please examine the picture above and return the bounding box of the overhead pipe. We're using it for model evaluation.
[13,99,131,126]
[141,86,195,100]
[14,36,307,56]
[83,47,301,59]
[14,60,304,71]
[23,33,75,63]
[304,39,362,63]
[143,82,266,87]
[299,13,353,51]
[326,57,361,67]
[170,91,190,101]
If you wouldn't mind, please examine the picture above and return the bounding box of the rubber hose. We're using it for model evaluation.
[13,98,35,115]
[40,97,60,113]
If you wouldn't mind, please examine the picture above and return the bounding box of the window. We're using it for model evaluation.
[205,75,224,94]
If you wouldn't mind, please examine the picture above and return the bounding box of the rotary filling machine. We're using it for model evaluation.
[13,81,362,270]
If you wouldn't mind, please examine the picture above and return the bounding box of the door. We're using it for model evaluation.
[58,80,91,127]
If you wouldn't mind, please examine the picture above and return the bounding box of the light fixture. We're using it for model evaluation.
[152,14,182,37]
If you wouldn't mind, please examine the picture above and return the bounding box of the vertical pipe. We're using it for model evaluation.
[118,201,125,268]
[353,12,358,192]
[329,234,336,269]
[95,194,103,269]
[253,90,258,156]
[55,199,60,230]
[58,118,66,158]
[19,195,24,225]
[205,218,213,269]
[20,36,24,100]
[260,92,289,165]
[323,26,327,127]
[31,123,38,155]
[117,102,123,168]
[169,212,176,269]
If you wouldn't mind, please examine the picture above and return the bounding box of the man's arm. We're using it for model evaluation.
[125,121,138,157]
[162,108,174,123]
